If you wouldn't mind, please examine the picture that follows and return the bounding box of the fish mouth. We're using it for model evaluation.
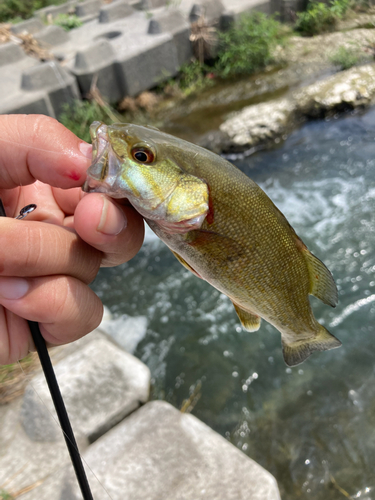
[82,122,125,198]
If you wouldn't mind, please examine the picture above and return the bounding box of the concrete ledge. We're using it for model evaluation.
[0,42,25,66]
[10,17,44,35]
[99,0,135,23]
[61,400,281,499]
[20,336,151,443]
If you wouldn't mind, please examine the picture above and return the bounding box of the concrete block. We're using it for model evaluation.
[116,34,179,96]
[149,9,192,67]
[34,0,77,21]
[189,0,225,23]
[18,60,80,118]
[61,401,281,500]
[0,42,25,66]
[0,397,85,500]
[10,17,44,35]
[99,0,135,23]
[34,25,70,47]
[72,39,122,101]
[138,0,168,8]
[75,0,102,19]
[20,337,150,443]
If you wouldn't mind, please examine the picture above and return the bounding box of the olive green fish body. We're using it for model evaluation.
[83,122,341,366]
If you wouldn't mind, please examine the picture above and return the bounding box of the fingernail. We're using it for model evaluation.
[0,278,29,300]
[79,142,93,159]
[97,196,127,235]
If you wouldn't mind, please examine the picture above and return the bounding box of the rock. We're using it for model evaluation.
[296,63,375,118]
[220,97,297,149]
[61,400,281,500]
[219,64,375,151]
[20,337,151,443]
[99,314,148,354]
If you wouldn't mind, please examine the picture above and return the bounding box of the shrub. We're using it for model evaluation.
[295,2,337,36]
[53,13,83,31]
[215,12,284,77]
[295,0,355,36]
[0,0,66,23]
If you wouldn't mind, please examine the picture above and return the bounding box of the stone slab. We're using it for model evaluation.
[61,400,281,500]
[20,337,151,443]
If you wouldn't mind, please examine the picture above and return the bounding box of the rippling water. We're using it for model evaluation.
[91,108,375,499]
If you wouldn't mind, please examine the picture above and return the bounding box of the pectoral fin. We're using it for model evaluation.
[302,249,338,307]
[282,325,342,366]
[171,251,202,279]
[232,302,261,332]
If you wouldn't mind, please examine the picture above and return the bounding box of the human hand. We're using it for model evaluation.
[0,114,144,365]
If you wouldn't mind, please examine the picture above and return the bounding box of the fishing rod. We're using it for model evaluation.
[0,198,94,500]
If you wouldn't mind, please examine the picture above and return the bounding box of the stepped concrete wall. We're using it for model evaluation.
[0,0,303,118]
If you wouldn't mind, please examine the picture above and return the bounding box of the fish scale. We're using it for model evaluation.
[83,122,341,366]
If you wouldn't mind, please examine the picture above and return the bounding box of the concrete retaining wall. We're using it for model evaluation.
[0,0,305,118]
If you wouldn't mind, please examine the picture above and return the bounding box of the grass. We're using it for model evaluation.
[0,490,13,500]
[59,99,119,143]
[0,353,38,404]
[330,45,361,69]
[53,13,83,31]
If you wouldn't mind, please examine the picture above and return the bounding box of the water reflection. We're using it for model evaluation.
[92,108,375,499]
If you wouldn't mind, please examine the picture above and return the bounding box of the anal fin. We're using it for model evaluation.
[302,249,338,308]
[282,325,342,366]
[232,302,261,332]
[171,250,202,279]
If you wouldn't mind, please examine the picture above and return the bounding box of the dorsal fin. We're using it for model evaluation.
[231,301,261,332]
[303,249,338,307]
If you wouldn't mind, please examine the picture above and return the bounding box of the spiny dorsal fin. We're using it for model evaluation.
[302,249,338,307]
[232,302,261,332]
[282,324,342,366]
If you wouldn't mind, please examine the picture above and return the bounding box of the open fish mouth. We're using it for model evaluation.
[82,122,125,198]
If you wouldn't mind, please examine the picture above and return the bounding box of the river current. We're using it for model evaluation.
[92,108,375,499]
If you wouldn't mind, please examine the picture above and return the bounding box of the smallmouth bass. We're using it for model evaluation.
[83,122,341,366]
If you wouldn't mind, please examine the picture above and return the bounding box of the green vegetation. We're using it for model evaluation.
[53,13,83,31]
[330,45,361,69]
[59,99,122,142]
[0,0,67,23]
[0,490,13,500]
[215,12,285,77]
[294,0,353,36]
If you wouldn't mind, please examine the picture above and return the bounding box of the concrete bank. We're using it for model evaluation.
[0,0,305,118]
[0,316,281,499]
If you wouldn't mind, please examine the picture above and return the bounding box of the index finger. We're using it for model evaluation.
[0,114,92,190]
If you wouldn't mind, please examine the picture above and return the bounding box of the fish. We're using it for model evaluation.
[82,121,342,366]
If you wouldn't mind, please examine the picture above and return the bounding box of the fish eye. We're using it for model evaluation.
[131,147,155,164]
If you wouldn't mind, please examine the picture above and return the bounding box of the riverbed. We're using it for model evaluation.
[92,107,375,499]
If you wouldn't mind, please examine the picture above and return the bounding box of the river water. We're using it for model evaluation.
[91,108,375,499]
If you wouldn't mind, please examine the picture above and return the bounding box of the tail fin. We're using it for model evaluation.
[282,326,342,367]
